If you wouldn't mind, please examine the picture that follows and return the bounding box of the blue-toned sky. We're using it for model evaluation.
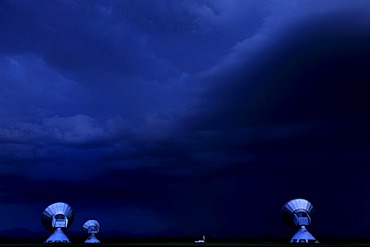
[1,0,370,238]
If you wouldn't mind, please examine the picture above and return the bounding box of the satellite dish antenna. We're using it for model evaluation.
[83,220,101,244]
[41,202,74,243]
[282,198,319,244]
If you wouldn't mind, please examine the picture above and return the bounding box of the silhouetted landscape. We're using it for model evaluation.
[2,228,370,246]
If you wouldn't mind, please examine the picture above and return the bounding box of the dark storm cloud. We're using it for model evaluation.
[190,10,370,153]
[1,0,370,237]
[0,0,269,125]
[0,0,190,121]
[0,0,145,75]
[161,7,370,236]
[0,0,265,79]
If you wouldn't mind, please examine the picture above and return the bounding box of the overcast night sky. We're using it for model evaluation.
[1,0,370,239]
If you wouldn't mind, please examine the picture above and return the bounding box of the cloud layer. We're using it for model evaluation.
[1,0,370,237]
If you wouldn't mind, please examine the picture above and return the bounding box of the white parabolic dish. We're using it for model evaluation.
[41,202,74,243]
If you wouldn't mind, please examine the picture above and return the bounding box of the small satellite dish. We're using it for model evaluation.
[83,220,101,244]
[282,198,319,244]
[41,202,74,243]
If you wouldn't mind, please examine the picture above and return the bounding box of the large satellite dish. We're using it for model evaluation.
[41,202,74,243]
[83,220,101,244]
[281,198,318,244]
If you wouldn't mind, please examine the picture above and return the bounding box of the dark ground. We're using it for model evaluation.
[2,237,370,247]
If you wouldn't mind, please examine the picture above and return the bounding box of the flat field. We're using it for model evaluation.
[1,237,370,247]
[1,242,370,247]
